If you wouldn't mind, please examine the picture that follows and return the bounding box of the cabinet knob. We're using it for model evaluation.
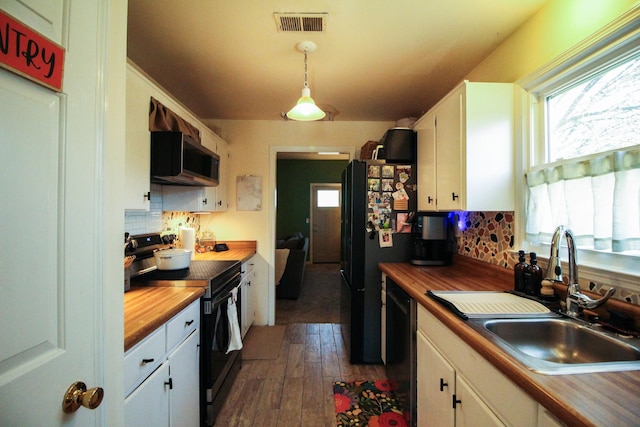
[428,196,434,204]
[452,394,462,409]
[185,320,194,326]
[203,198,208,204]
[451,192,459,201]
[143,191,151,201]
[439,378,448,391]
[218,200,222,206]
[164,378,173,390]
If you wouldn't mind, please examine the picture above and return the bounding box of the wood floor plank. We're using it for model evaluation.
[266,361,287,379]
[306,323,320,335]
[251,409,280,427]
[289,323,307,344]
[248,359,273,379]
[256,377,285,411]
[304,332,322,363]
[241,378,267,424]
[303,362,324,410]
[285,343,305,378]
[319,325,341,377]
[277,376,304,425]
[301,407,328,427]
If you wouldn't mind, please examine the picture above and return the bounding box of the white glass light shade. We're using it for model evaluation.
[286,87,326,121]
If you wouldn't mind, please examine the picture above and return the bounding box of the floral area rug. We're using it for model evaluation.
[333,380,409,427]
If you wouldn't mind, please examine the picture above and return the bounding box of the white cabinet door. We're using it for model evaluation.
[240,257,256,337]
[169,330,200,427]
[415,81,514,212]
[214,140,229,211]
[163,185,215,212]
[125,66,152,210]
[125,362,170,427]
[417,330,455,427]
[455,376,505,427]
[434,86,464,211]
[416,115,438,211]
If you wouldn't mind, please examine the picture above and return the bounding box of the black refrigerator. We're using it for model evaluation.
[340,160,416,363]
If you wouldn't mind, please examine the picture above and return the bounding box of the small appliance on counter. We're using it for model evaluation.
[409,212,455,266]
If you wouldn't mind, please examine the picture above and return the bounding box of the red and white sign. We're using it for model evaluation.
[0,10,65,92]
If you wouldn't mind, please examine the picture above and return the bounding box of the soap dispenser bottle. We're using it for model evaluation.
[514,250,528,292]
[523,252,543,296]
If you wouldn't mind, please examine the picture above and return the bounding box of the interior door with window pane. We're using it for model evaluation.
[311,184,341,263]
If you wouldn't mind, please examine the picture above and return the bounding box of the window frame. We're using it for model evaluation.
[516,9,640,282]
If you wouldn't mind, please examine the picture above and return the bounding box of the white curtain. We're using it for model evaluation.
[526,146,640,252]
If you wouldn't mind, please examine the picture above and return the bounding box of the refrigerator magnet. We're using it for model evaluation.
[379,229,393,247]
[368,165,381,178]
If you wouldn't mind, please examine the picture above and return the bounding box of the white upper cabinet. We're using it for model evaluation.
[125,66,153,210]
[415,81,515,212]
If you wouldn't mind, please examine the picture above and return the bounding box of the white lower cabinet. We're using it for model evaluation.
[125,300,200,427]
[417,305,563,426]
[240,256,256,338]
[418,330,503,426]
[125,362,170,427]
[168,330,200,427]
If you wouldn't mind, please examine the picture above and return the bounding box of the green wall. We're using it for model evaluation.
[276,159,349,240]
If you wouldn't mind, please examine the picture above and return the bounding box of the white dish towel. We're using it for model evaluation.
[226,286,243,353]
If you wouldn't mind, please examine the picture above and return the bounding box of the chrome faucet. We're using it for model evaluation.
[546,225,615,318]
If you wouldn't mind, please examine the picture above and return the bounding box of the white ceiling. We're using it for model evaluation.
[127,0,548,122]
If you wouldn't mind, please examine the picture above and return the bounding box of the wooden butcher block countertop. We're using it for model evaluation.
[379,256,640,427]
[124,286,205,351]
[193,240,256,263]
[124,241,256,352]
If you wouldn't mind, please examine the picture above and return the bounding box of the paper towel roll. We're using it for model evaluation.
[179,227,195,258]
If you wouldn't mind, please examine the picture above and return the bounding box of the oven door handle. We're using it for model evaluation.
[211,282,241,306]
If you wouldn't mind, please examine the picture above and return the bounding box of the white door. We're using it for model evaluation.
[310,184,341,263]
[0,1,125,425]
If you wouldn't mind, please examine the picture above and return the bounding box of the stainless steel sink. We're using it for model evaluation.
[467,317,640,374]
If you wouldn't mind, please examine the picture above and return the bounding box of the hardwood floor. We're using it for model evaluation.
[215,323,386,426]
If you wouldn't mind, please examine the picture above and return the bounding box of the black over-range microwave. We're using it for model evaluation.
[150,131,220,186]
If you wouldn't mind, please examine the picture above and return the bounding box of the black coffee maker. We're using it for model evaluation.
[410,212,455,266]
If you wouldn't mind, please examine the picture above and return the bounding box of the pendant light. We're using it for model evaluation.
[286,41,326,121]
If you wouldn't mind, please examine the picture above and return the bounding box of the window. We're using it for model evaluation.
[546,54,640,162]
[521,12,640,276]
[317,189,340,207]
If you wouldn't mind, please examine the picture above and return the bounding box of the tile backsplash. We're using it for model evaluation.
[124,184,202,239]
[455,211,639,306]
[455,211,515,268]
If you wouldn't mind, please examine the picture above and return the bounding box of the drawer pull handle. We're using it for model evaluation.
[439,378,448,391]
[164,378,173,390]
[141,358,154,365]
[185,320,194,326]
[452,395,462,409]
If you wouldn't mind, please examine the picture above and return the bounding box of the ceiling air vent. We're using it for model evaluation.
[274,13,327,32]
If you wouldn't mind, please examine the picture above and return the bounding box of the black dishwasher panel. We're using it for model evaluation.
[385,278,416,427]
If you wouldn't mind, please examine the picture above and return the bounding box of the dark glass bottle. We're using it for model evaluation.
[523,252,543,296]
[514,250,528,292]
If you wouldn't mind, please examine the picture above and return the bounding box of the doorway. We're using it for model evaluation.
[310,183,341,263]
[271,148,354,325]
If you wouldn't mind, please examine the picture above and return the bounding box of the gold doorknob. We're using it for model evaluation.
[62,381,104,413]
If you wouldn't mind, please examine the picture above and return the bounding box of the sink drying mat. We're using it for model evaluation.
[427,291,551,320]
